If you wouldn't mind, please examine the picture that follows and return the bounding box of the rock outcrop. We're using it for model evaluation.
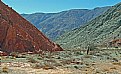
[0,1,63,54]
[109,39,121,47]
[0,51,7,56]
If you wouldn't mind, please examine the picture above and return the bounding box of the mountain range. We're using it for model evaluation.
[56,2,121,49]
[21,6,110,40]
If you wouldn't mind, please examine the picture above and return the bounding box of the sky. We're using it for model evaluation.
[2,0,121,14]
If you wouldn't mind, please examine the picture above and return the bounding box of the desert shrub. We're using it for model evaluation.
[27,58,38,63]
[112,58,118,62]
[37,57,42,60]
[10,52,18,58]
[83,55,92,58]
[74,65,78,69]
[112,62,121,65]
[2,66,8,73]
[102,52,110,56]
[87,43,98,55]
[76,51,83,55]
[57,57,61,59]
[16,54,26,58]
[42,65,55,70]
[88,44,97,51]
[32,63,42,69]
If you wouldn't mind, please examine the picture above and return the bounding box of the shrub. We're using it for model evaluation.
[32,63,42,69]
[10,52,18,58]
[27,58,38,63]
[74,66,78,69]
[42,65,55,70]
[2,66,8,73]
[37,57,42,60]
[87,43,97,55]
[76,51,83,55]
[88,44,97,51]
[57,57,61,59]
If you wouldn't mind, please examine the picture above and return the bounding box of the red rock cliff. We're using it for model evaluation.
[0,1,63,54]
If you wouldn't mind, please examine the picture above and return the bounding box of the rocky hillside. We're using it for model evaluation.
[22,7,110,40]
[0,1,63,54]
[56,2,121,49]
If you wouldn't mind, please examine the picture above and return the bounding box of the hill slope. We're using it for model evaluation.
[22,7,110,40]
[56,2,121,49]
[0,1,63,54]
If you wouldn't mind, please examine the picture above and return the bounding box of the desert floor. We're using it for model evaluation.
[0,48,121,74]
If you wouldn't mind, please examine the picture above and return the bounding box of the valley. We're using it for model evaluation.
[0,0,121,74]
[22,6,110,40]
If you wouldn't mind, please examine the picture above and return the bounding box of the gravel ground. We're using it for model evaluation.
[0,49,121,74]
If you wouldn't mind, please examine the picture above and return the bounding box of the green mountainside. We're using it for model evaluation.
[56,2,121,49]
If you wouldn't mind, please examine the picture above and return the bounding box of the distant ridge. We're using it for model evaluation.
[22,6,110,40]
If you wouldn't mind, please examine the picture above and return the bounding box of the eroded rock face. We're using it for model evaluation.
[0,1,63,54]
[109,39,121,47]
[0,51,7,56]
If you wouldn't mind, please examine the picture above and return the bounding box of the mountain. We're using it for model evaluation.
[56,2,121,49]
[21,6,110,40]
[0,1,63,54]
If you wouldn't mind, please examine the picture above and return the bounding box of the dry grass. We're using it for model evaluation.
[2,66,9,73]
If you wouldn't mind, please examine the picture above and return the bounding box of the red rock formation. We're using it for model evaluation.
[109,39,121,47]
[0,1,63,54]
[0,51,7,56]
